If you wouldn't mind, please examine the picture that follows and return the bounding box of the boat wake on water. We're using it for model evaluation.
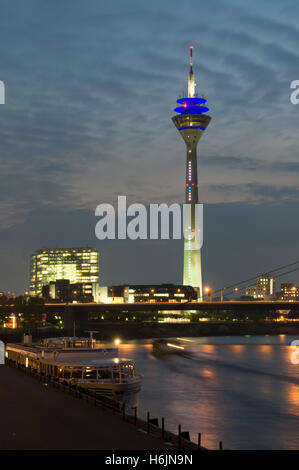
[152,339,299,386]
[181,349,299,386]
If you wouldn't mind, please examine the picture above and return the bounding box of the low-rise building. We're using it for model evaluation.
[245,274,275,300]
[96,284,197,304]
[42,279,94,303]
[277,283,299,300]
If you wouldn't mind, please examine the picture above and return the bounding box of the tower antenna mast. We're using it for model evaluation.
[188,45,196,98]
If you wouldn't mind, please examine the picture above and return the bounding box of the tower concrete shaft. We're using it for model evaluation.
[172,46,211,301]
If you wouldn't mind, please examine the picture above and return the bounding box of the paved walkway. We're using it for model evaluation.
[0,365,170,450]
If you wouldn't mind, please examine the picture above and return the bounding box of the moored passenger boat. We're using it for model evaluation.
[6,337,142,407]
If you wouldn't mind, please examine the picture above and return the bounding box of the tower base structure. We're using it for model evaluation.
[183,241,203,301]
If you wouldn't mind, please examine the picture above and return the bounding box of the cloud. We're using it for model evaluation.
[208,182,299,203]
[200,155,299,173]
[0,0,299,290]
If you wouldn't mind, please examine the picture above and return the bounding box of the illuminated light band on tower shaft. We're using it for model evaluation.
[172,46,211,301]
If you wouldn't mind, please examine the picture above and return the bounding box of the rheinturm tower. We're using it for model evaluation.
[172,46,211,301]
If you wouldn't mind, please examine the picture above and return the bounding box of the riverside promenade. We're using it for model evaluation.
[0,365,170,450]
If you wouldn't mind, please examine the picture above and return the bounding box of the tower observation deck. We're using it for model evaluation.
[172,46,211,301]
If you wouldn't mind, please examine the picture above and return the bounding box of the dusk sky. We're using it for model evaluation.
[0,0,299,294]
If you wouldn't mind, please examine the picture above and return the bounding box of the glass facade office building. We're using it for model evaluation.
[30,248,99,297]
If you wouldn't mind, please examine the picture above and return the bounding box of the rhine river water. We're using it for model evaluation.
[119,335,299,450]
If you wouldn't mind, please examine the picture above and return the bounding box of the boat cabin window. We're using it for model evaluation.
[83,369,97,380]
[71,369,83,379]
[62,370,71,379]
[98,368,112,379]
[121,365,134,378]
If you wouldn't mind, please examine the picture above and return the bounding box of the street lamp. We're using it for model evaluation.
[204,286,212,302]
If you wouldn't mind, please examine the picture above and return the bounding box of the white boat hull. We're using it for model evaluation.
[64,376,142,408]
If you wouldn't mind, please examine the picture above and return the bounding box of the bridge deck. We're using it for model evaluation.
[43,300,299,312]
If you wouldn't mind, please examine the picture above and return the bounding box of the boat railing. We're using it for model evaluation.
[69,375,141,384]
[70,378,121,384]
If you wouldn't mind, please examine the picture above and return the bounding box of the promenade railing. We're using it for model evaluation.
[6,359,225,450]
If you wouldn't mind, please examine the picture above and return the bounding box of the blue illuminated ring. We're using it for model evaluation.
[174,106,209,115]
[178,126,205,130]
[176,97,206,105]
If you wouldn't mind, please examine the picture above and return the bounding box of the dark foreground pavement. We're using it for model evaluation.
[0,365,170,450]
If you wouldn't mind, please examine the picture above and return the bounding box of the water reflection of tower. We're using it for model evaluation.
[172,46,211,301]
